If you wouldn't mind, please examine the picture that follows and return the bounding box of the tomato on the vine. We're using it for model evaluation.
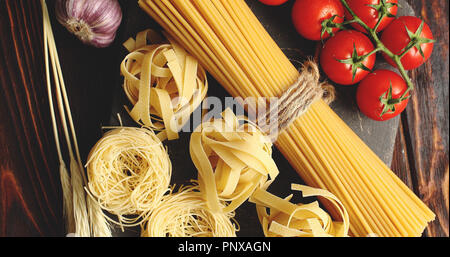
[258,0,289,6]
[344,0,398,33]
[356,69,410,121]
[320,30,376,85]
[381,16,434,70]
[292,0,345,41]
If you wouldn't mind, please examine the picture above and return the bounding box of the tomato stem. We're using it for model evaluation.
[321,14,346,42]
[379,80,410,118]
[369,0,398,31]
[335,43,374,82]
[366,47,382,57]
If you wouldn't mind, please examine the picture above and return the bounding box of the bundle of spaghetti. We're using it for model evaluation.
[121,29,208,141]
[138,0,435,236]
[142,184,238,237]
[86,127,172,227]
[250,182,349,237]
[190,108,279,213]
[41,0,111,237]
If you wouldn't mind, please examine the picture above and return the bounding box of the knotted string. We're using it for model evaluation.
[257,60,336,141]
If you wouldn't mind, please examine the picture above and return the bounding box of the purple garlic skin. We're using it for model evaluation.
[55,0,123,48]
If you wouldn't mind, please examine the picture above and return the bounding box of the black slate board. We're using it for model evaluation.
[106,0,415,237]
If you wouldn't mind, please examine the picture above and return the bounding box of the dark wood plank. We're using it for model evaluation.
[391,122,414,189]
[398,0,450,237]
[0,0,126,236]
[0,0,62,236]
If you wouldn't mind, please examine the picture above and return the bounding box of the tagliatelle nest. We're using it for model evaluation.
[142,184,238,237]
[190,109,279,214]
[250,183,349,237]
[86,127,172,227]
[121,29,208,141]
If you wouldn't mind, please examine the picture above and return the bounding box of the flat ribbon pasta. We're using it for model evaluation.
[250,182,350,237]
[190,109,279,213]
[121,29,208,141]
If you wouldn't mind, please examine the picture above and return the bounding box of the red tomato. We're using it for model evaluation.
[356,69,409,121]
[258,0,289,6]
[291,0,345,41]
[320,30,376,85]
[345,0,398,33]
[381,16,434,70]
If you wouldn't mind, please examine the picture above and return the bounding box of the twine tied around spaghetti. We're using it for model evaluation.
[257,60,336,141]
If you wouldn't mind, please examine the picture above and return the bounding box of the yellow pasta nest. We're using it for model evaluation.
[86,127,172,226]
[121,29,208,141]
[142,184,238,237]
[190,109,279,213]
[250,183,349,237]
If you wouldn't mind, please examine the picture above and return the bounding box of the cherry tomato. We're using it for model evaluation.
[381,16,434,70]
[258,0,289,6]
[356,69,409,121]
[291,0,345,41]
[320,30,376,85]
[345,0,398,33]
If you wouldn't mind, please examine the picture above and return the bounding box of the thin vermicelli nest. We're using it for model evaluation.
[86,127,172,227]
[142,185,238,237]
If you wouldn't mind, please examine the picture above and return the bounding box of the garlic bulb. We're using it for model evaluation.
[55,0,123,48]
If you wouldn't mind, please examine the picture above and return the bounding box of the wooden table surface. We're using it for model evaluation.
[0,0,448,237]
